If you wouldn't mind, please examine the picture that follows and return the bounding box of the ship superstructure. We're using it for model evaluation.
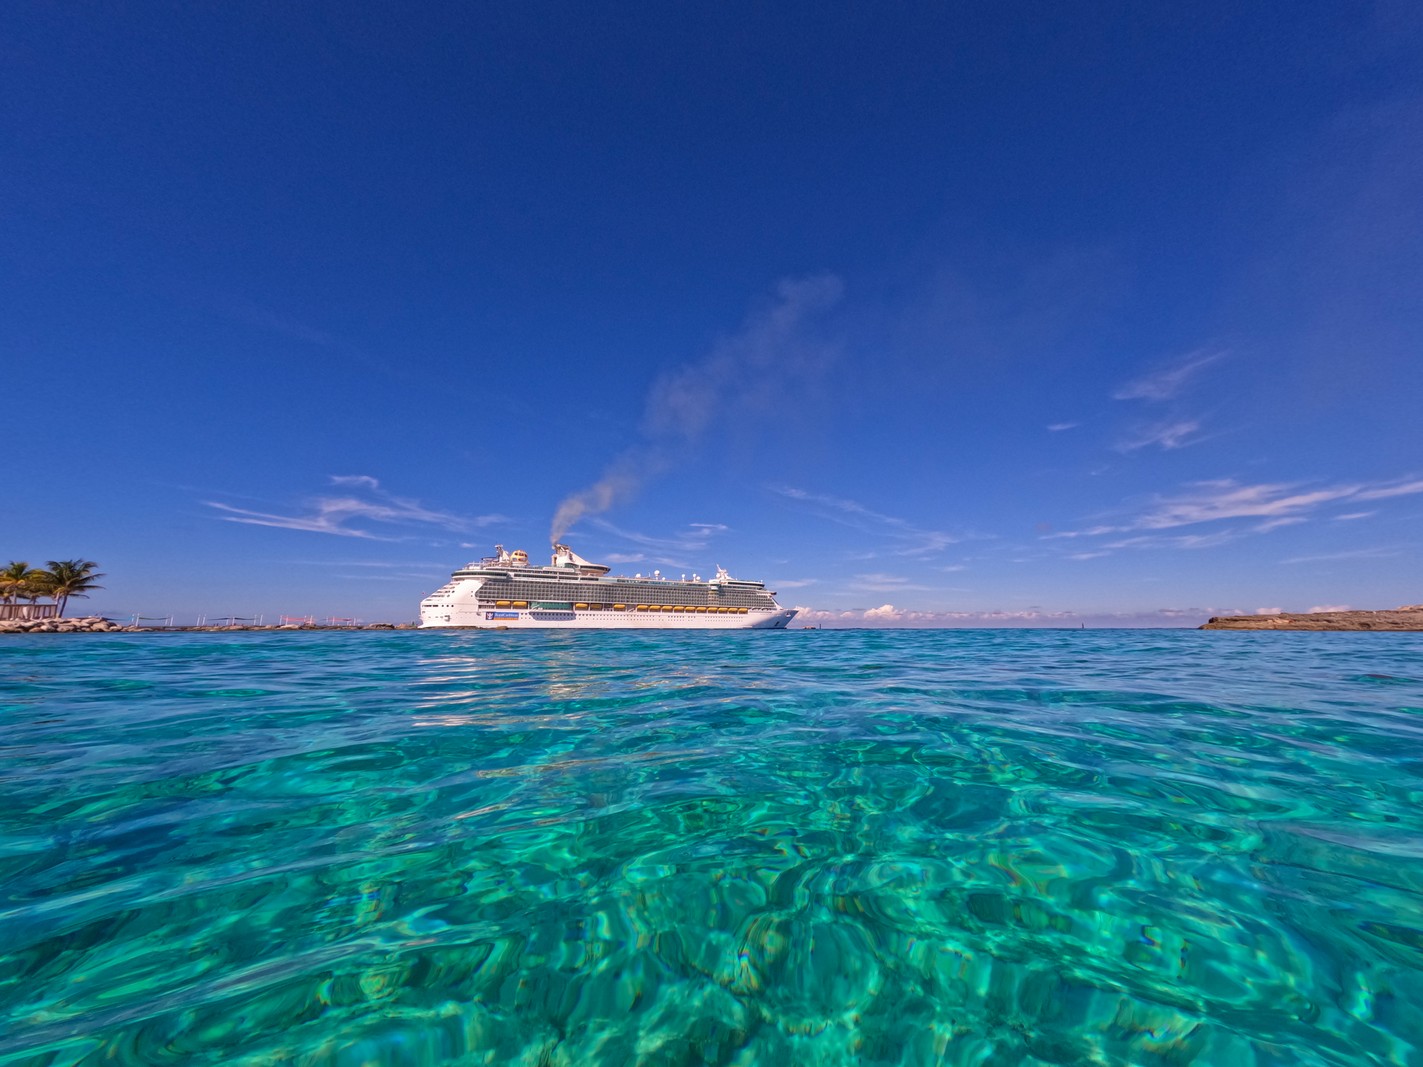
[419,544,796,629]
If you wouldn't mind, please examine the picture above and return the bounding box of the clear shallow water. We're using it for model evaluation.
[2,630,1423,1066]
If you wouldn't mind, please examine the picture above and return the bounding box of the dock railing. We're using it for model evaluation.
[1,604,60,621]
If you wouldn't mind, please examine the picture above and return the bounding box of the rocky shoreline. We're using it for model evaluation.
[1200,605,1423,631]
[0,616,418,634]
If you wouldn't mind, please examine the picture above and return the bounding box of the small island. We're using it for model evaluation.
[1201,605,1423,631]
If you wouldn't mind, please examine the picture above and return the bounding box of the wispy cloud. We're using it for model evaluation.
[769,485,959,556]
[213,294,400,379]
[1132,479,1408,530]
[1357,478,1423,500]
[1042,474,1423,554]
[854,572,933,592]
[1047,422,1079,432]
[336,571,449,582]
[1333,511,1377,521]
[289,559,452,569]
[1117,419,1204,452]
[1103,530,1241,551]
[1282,546,1400,564]
[207,476,503,540]
[1113,349,1225,401]
[1253,517,1306,533]
[589,518,727,554]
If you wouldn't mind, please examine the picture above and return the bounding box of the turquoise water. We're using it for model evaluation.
[2,631,1423,1066]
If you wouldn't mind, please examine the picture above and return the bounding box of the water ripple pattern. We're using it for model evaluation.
[3,630,1423,1065]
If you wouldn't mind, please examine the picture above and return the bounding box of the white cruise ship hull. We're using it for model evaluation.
[420,606,796,630]
[419,543,796,630]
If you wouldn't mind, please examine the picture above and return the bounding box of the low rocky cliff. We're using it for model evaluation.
[0,617,415,634]
[0,616,126,633]
[1200,605,1423,631]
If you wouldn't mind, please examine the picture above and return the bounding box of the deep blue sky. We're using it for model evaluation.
[5,1,1420,625]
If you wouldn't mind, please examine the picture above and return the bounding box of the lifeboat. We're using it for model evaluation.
[636,604,649,611]
[512,601,529,609]
[613,604,626,611]
[589,603,602,610]
[495,600,511,608]
[672,605,685,612]
[574,603,589,610]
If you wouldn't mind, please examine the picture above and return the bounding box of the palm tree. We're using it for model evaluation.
[1,561,44,608]
[42,560,105,616]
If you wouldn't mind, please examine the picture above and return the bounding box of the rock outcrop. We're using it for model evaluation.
[0,618,419,634]
[0,615,127,634]
[1201,605,1423,631]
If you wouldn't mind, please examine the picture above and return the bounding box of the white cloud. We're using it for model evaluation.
[588,518,728,557]
[1255,607,1283,615]
[1253,516,1307,532]
[1333,511,1376,521]
[329,474,381,490]
[1047,422,1079,432]
[864,604,901,619]
[1131,479,1362,531]
[1113,349,1225,401]
[854,572,933,592]
[1103,530,1240,551]
[1041,474,1423,558]
[292,559,451,568]
[1308,605,1353,613]
[1096,476,1423,538]
[1281,546,1400,564]
[1043,525,1119,540]
[770,485,959,556]
[206,476,500,540]
[1357,478,1423,500]
[1117,419,1203,452]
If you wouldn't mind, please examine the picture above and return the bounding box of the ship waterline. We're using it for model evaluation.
[420,543,796,629]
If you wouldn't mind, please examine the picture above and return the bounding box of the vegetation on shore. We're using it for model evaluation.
[0,560,105,615]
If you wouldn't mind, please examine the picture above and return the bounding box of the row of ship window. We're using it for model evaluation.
[480,586,764,605]
[486,600,753,613]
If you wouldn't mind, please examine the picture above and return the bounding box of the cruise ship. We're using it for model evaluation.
[420,544,797,629]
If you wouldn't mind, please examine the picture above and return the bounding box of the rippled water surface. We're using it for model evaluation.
[3,630,1423,1065]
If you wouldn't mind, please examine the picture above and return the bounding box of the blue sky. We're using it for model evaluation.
[5,2,1420,626]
